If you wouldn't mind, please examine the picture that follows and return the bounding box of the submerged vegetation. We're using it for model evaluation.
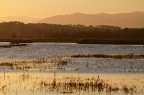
[0,55,144,74]
[0,57,72,72]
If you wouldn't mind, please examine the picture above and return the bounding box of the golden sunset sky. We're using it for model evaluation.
[0,0,144,17]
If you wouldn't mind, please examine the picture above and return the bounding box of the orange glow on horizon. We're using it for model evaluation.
[0,0,144,17]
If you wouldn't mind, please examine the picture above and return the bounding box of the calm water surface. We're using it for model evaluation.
[0,43,144,60]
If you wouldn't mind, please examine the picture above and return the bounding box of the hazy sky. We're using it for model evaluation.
[0,0,144,17]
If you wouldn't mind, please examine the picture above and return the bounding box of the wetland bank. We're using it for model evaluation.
[0,43,144,95]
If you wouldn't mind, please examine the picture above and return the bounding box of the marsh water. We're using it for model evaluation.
[0,43,144,95]
[0,43,144,60]
[0,43,144,73]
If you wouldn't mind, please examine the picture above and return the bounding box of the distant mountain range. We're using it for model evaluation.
[38,11,144,28]
[1,11,144,28]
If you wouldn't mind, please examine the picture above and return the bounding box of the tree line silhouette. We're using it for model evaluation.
[0,22,144,44]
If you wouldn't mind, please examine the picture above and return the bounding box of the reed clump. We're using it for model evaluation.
[70,54,144,59]
[50,58,71,66]
[37,74,139,94]
[122,85,136,93]
[38,75,121,93]
[0,62,14,67]
[19,74,30,81]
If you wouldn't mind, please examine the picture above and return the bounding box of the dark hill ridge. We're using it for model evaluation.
[38,11,144,28]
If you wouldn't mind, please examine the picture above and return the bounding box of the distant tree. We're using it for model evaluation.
[0,21,143,39]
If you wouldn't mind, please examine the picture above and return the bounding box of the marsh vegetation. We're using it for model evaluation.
[0,73,143,95]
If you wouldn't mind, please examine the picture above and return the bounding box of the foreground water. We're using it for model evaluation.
[0,73,144,95]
